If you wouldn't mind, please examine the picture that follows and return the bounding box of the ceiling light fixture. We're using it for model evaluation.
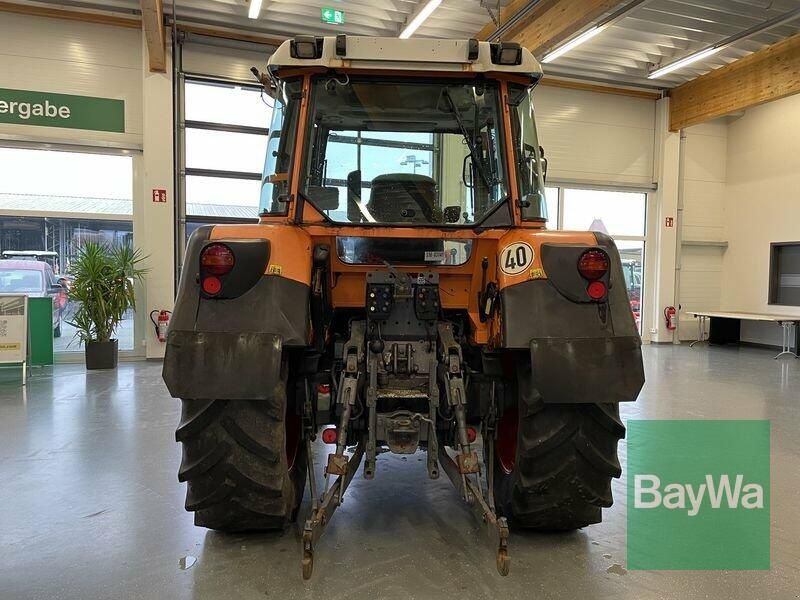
[248,0,263,20]
[539,0,648,64]
[647,7,800,79]
[399,0,442,39]
[648,46,721,79]
[541,25,605,63]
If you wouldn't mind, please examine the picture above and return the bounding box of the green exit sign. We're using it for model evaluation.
[321,7,345,25]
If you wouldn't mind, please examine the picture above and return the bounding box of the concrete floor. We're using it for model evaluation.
[1,345,798,600]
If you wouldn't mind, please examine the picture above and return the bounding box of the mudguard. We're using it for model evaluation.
[162,226,310,400]
[500,232,644,403]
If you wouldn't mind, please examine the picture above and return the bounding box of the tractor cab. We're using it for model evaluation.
[259,36,548,234]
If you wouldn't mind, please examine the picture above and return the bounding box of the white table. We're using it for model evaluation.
[686,310,800,359]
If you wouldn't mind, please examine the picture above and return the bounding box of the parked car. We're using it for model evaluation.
[0,259,65,337]
[1,250,71,285]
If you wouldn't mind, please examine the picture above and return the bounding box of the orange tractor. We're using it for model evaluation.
[163,35,644,578]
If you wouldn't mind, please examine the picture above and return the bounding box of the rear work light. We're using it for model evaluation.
[577,249,609,280]
[200,243,235,276]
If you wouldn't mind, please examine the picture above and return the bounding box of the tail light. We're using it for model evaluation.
[321,428,337,444]
[466,427,478,444]
[587,280,607,300]
[577,249,609,280]
[200,243,235,275]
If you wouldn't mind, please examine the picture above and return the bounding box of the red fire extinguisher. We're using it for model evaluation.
[664,306,677,331]
[150,310,172,342]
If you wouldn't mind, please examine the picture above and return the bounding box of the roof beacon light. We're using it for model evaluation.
[399,0,442,39]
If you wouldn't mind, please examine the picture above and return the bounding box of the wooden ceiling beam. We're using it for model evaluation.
[141,0,166,72]
[669,33,800,131]
[540,76,661,100]
[476,0,621,57]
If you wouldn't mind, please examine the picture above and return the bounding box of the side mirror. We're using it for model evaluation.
[539,145,548,183]
[461,155,473,189]
[49,283,63,293]
[443,206,461,223]
[346,169,363,222]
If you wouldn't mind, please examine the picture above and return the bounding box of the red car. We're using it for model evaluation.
[0,259,65,337]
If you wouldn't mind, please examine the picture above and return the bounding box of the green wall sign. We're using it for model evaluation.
[0,88,125,133]
[321,7,345,24]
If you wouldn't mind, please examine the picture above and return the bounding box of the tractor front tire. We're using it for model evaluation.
[176,388,305,532]
[492,357,625,530]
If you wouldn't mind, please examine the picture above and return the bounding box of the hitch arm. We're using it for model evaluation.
[302,441,365,580]
[438,444,510,576]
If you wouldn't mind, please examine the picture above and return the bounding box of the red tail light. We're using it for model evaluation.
[467,427,477,444]
[200,243,235,275]
[202,276,222,295]
[578,249,609,280]
[321,428,337,444]
[587,280,607,300]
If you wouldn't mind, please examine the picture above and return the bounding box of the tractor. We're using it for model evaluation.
[163,35,644,578]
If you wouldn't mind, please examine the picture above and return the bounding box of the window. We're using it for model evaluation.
[298,77,509,226]
[182,80,272,230]
[544,186,559,229]
[545,186,648,332]
[509,83,547,222]
[562,188,646,236]
[0,147,135,352]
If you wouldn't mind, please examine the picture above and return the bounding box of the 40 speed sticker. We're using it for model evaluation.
[499,241,534,275]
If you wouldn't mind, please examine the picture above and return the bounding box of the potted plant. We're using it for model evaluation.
[67,242,147,370]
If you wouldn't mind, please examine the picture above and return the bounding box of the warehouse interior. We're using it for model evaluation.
[0,1,798,598]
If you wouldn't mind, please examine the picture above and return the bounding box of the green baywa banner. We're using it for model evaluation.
[0,88,125,133]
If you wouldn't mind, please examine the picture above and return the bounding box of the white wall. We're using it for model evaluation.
[0,13,142,148]
[722,94,800,345]
[182,42,272,82]
[534,85,655,187]
[677,121,728,339]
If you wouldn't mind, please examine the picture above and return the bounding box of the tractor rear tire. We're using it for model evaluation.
[175,376,305,532]
[491,356,625,531]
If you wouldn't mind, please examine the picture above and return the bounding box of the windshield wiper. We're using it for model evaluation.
[443,88,495,191]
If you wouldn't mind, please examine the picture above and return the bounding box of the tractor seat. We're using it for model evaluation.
[367,173,438,224]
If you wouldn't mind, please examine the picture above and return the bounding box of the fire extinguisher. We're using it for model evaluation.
[664,306,677,331]
[150,309,172,342]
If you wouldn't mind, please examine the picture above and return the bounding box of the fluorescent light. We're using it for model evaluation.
[248,0,262,19]
[648,46,721,79]
[399,0,442,39]
[541,25,605,63]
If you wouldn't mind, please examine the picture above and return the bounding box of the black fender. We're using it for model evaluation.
[500,232,644,403]
[162,226,310,400]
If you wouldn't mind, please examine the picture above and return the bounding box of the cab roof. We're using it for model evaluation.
[268,36,542,81]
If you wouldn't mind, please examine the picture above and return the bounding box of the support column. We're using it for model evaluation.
[650,98,681,343]
[140,34,175,358]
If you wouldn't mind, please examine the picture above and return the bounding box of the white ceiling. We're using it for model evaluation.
[15,0,800,89]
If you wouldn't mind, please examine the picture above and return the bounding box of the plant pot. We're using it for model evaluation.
[85,339,119,370]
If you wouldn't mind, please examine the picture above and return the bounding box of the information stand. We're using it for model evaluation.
[0,295,29,384]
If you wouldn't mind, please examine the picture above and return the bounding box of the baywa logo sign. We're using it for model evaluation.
[627,420,770,570]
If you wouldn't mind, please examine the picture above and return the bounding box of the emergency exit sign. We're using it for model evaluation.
[321,7,345,24]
